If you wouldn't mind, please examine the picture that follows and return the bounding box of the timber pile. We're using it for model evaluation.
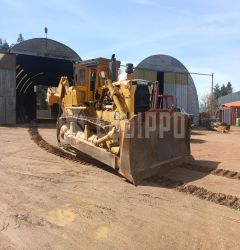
[210,122,231,133]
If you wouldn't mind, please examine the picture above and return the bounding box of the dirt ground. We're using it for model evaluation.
[0,124,240,250]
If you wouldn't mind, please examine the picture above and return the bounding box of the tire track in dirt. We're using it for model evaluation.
[147,176,240,211]
[28,126,109,168]
[0,213,45,231]
[180,164,240,180]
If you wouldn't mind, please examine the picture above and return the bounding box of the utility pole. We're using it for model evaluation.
[211,73,214,94]
[210,73,214,116]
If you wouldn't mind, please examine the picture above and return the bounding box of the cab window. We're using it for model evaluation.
[78,69,86,86]
[98,70,107,87]
[90,71,96,91]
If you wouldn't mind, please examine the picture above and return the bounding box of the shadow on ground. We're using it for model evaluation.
[141,160,221,188]
[190,138,207,144]
[1,120,57,129]
[191,131,206,136]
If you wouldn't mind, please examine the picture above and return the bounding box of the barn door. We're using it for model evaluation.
[0,53,16,124]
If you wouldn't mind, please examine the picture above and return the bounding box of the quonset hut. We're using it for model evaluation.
[0,38,81,124]
[132,54,199,117]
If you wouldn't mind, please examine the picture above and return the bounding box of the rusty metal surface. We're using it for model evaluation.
[119,112,193,185]
[64,134,118,169]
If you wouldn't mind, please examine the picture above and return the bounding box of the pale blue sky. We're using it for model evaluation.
[1,0,240,98]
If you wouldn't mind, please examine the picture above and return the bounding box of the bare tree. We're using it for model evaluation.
[200,94,211,113]
[200,93,217,115]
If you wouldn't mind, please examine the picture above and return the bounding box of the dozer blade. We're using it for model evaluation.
[118,111,193,185]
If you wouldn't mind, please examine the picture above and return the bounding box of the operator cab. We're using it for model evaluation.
[74,57,121,103]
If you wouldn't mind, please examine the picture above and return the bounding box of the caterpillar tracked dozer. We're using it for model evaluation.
[46,55,193,185]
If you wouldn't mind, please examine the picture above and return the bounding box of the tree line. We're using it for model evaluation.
[214,82,232,99]
[0,34,24,52]
[200,82,233,114]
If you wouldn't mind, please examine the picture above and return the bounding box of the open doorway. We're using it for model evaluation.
[157,71,164,94]
[36,85,60,120]
[16,54,74,122]
[157,71,164,108]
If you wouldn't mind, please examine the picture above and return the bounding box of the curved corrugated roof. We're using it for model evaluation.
[10,38,81,61]
[137,54,188,73]
[218,91,240,106]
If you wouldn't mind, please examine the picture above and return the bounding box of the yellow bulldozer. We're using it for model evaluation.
[46,55,192,185]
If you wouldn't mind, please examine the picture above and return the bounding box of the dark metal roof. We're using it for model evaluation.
[10,38,81,61]
[218,91,240,106]
[77,57,121,67]
[137,54,188,73]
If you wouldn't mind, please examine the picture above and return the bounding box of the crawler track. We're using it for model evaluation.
[28,126,107,168]
[147,176,240,210]
[180,164,240,180]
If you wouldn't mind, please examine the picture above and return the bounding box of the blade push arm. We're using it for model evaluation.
[46,76,70,106]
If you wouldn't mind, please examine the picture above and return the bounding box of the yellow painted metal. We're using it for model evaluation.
[45,57,192,184]
[106,80,128,119]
